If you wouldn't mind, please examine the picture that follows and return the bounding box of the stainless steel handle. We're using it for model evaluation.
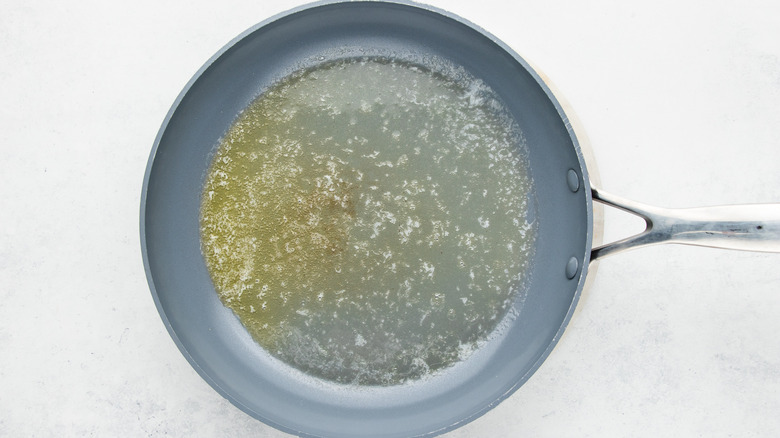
[591,188,780,260]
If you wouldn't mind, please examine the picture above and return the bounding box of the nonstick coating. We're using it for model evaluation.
[141,1,592,437]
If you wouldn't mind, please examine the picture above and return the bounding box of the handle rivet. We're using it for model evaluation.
[565,256,579,279]
[567,169,580,193]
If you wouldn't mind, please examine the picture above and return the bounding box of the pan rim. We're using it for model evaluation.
[140,1,594,436]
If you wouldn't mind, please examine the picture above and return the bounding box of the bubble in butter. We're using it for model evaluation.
[200,57,536,386]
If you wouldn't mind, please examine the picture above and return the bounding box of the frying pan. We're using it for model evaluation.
[140,1,780,437]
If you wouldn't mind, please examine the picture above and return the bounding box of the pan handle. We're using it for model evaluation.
[590,188,780,260]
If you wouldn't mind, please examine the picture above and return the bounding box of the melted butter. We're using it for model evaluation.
[200,58,536,385]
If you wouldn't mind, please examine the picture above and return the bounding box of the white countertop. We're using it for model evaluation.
[2,0,779,436]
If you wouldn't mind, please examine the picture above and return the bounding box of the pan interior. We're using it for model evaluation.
[143,2,591,437]
[199,56,537,386]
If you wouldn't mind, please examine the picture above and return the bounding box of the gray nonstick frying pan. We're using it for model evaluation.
[140,1,780,437]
